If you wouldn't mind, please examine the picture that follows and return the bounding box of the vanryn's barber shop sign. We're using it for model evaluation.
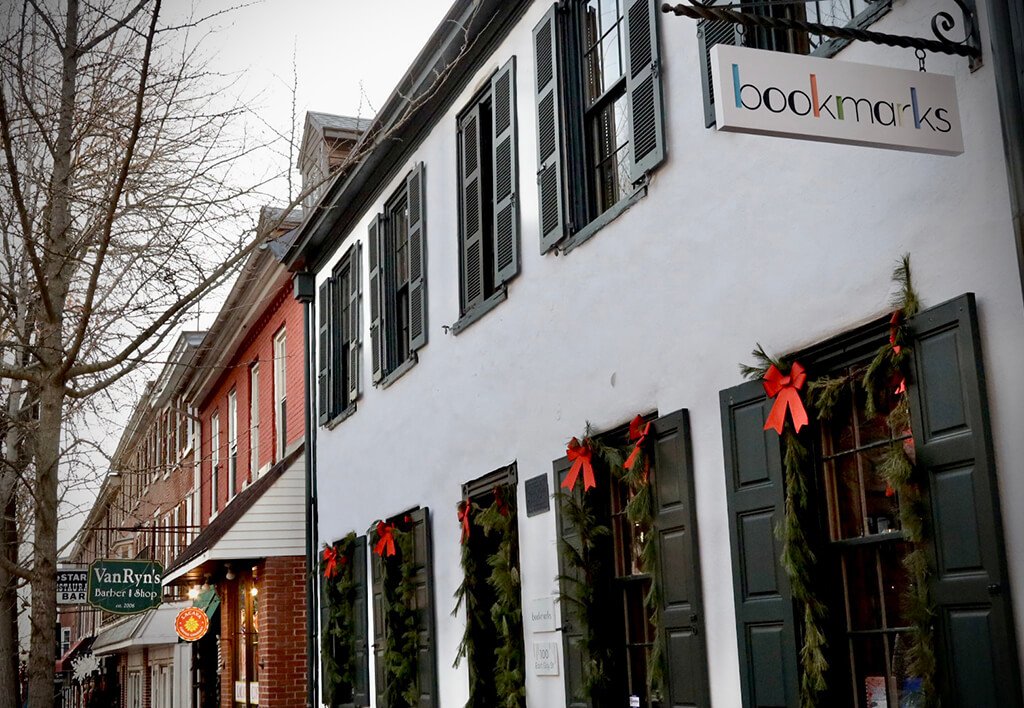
[710,45,963,156]
[87,559,163,614]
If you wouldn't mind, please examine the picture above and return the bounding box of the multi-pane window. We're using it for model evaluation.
[318,242,361,424]
[227,390,238,500]
[455,59,519,322]
[249,363,260,478]
[534,0,665,252]
[817,373,915,708]
[368,164,427,384]
[273,329,287,460]
[211,412,220,513]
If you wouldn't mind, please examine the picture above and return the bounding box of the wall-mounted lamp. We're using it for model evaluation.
[224,563,235,581]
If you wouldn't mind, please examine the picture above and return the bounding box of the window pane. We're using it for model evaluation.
[591,91,631,214]
[582,3,623,106]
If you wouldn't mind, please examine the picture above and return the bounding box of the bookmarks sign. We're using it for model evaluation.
[87,559,164,614]
[710,44,964,155]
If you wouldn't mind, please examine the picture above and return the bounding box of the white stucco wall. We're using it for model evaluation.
[313,1,1024,706]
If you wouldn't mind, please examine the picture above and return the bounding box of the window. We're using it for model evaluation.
[227,390,238,500]
[237,573,260,706]
[455,59,520,325]
[60,627,71,656]
[249,363,260,478]
[273,329,287,460]
[370,507,437,705]
[533,0,665,253]
[720,296,1021,708]
[368,164,427,384]
[697,0,891,126]
[211,412,220,513]
[555,411,708,707]
[457,468,525,705]
[318,242,362,425]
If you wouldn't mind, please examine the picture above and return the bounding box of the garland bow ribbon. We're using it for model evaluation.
[493,486,509,516]
[374,522,396,557]
[624,415,652,477]
[890,310,908,394]
[763,362,809,434]
[323,545,340,578]
[562,437,596,491]
[457,501,471,544]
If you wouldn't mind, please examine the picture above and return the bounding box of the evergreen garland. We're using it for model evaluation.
[478,487,527,707]
[320,533,359,706]
[374,520,420,707]
[748,254,937,707]
[556,423,665,702]
[742,349,829,708]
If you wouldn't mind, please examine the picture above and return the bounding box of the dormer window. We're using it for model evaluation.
[297,112,371,212]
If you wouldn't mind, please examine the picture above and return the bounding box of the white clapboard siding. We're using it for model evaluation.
[215,454,305,556]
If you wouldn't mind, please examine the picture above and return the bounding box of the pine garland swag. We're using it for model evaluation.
[320,533,359,706]
[373,519,421,707]
[452,488,527,708]
[745,254,938,707]
[556,421,666,702]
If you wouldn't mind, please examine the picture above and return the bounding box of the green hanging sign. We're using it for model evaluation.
[87,559,164,614]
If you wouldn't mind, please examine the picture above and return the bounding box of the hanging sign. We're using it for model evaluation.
[175,607,210,641]
[87,559,163,614]
[56,569,88,605]
[710,44,963,155]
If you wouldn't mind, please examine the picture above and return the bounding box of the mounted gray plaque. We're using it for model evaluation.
[524,474,550,517]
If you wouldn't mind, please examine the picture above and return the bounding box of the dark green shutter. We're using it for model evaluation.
[534,4,566,253]
[459,107,486,312]
[347,242,362,404]
[697,13,743,128]
[406,164,428,352]
[623,0,666,181]
[492,57,520,285]
[370,540,387,708]
[331,268,345,416]
[719,380,799,708]
[553,458,590,708]
[409,507,438,706]
[318,281,330,425]
[368,216,384,384]
[650,410,709,707]
[351,537,370,707]
[907,293,1023,707]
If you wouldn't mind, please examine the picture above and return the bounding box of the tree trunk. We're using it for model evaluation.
[27,382,62,708]
[0,380,25,707]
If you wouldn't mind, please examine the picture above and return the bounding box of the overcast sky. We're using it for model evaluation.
[58,0,454,549]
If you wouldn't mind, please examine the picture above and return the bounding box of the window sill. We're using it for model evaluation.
[560,183,648,255]
[380,354,418,389]
[325,403,358,430]
[451,287,508,335]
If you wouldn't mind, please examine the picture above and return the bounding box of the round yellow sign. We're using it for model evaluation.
[175,607,210,641]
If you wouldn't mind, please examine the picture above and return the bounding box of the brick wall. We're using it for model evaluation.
[259,555,308,708]
[198,281,306,525]
[219,580,238,708]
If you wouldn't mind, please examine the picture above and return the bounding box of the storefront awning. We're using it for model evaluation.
[92,601,189,655]
[56,635,95,673]
[162,446,305,586]
[192,586,221,616]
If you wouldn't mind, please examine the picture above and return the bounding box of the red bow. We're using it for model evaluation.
[562,437,596,491]
[624,416,651,475]
[493,486,509,517]
[374,522,396,557]
[323,545,339,578]
[889,310,902,355]
[457,502,471,544]
[763,362,809,434]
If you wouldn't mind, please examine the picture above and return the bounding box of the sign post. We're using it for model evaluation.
[87,559,164,614]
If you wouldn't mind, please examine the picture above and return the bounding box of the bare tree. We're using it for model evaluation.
[0,0,489,704]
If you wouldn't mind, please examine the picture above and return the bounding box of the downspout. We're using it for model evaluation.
[981,0,1024,305]
[293,271,318,708]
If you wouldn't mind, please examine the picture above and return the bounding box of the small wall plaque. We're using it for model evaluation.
[525,474,550,517]
[532,641,560,676]
[529,597,556,633]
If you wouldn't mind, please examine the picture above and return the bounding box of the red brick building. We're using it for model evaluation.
[163,205,310,708]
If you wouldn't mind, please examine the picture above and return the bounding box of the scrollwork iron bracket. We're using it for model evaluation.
[661,0,983,71]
